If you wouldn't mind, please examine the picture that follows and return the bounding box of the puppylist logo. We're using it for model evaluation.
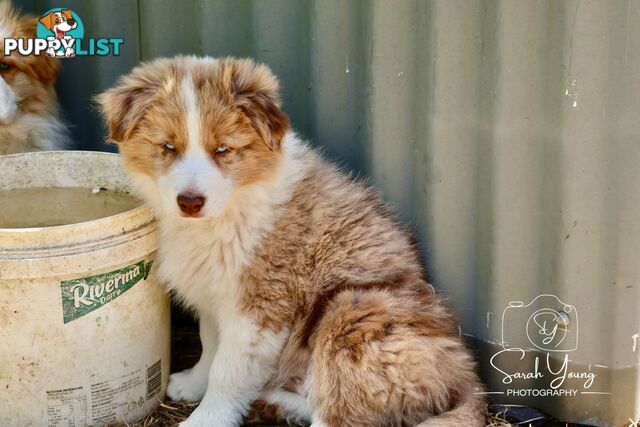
[3,8,123,58]
[488,294,604,398]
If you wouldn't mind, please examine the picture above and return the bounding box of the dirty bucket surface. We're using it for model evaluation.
[0,151,169,427]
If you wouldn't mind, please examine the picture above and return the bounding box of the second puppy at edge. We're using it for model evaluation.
[0,2,68,155]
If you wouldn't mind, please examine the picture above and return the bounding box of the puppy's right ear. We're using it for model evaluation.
[95,70,160,143]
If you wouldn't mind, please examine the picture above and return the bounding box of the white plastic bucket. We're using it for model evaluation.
[0,151,170,426]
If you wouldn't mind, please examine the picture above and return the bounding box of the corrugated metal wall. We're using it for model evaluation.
[12,0,640,425]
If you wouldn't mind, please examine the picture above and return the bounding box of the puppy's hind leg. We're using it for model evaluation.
[167,313,218,401]
[307,289,483,427]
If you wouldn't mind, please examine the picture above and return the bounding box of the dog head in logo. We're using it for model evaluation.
[38,9,77,40]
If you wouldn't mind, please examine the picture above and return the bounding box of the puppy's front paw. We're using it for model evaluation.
[167,369,207,402]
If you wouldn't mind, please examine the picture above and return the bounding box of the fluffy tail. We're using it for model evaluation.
[415,386,485,427]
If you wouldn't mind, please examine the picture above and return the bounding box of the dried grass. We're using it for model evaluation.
[116,401,514,427]
[123,400,198,427]
[484,404,515,427]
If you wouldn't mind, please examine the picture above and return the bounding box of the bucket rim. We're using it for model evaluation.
[0,150,157,255]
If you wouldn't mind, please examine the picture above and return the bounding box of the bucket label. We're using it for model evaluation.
[90,368,145,423]
[46,386,88,426]
[60,260,154,323]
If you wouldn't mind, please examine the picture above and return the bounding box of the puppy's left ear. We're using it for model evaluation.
[95,76,154,143]
[95,59,173,143]
[222,58,290,151]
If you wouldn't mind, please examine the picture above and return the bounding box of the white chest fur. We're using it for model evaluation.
[156,215,254,314]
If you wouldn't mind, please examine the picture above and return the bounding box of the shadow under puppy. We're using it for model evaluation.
[0,2,68,156]
[97,56,485,427]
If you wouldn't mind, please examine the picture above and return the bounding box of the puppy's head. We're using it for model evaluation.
[96,56,289,219]
[0,3,59,125]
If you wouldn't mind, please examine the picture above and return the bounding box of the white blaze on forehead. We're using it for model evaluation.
[181,74,201,151]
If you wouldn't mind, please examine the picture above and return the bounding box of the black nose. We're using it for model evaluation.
[67,18,76,25]
[177,194,206,216]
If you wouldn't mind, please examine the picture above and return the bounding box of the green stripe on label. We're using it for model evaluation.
[60,260,154,324]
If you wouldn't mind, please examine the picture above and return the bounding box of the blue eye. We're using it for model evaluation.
[215,145,229,154]
[163,143,176,152]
